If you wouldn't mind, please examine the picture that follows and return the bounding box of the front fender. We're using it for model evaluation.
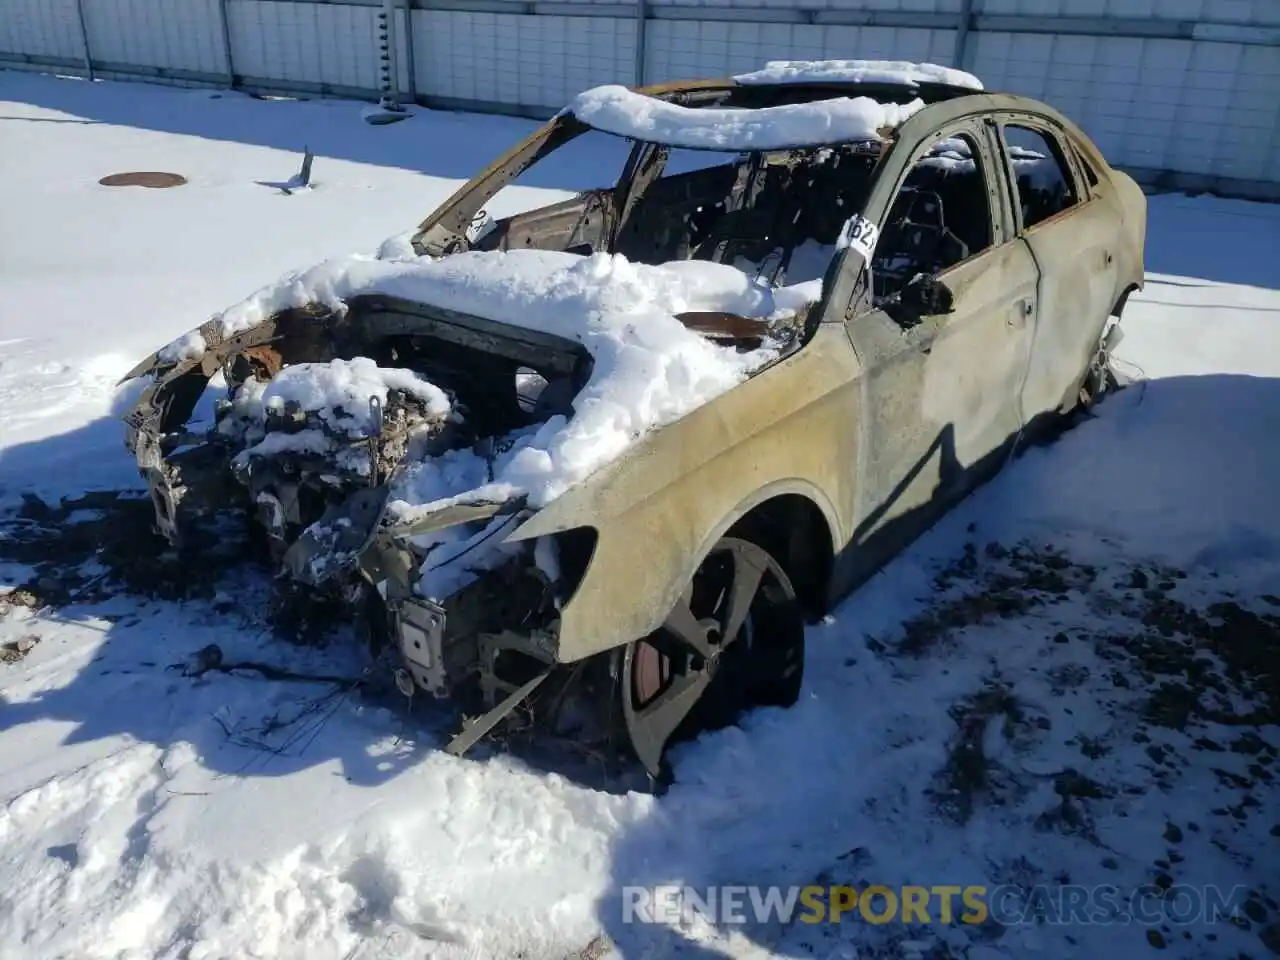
[511,323,861,663]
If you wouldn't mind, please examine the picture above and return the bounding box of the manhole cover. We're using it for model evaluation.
[98,172,188,188]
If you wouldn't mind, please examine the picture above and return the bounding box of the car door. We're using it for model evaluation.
[834,116,1040,588]
[993,116,1121,420]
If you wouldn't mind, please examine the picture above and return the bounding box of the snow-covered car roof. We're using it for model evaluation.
[732,59,983,91]
[563,59,983,152]
[565,85,926,151]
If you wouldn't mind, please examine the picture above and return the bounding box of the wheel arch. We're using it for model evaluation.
[697,481,840,622]
[1111,281,1141,319]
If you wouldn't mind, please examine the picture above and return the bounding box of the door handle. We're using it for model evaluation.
[1009,298,1034,327]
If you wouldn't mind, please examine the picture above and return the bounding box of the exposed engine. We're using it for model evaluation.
[215,362,454,580]
[121,297,610,713]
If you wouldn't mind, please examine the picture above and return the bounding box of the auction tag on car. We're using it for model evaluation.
[465,209,495,244]
[838,215,879,260]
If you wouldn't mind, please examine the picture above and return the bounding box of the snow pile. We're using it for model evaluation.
[158,329,207,364]
[386,446,505,519]
[918,137,979,174]
[159,248,815,507]
[234,428,338,466]
[250,357,451,436]
[564,85,924,151]
[219,359,453,475]
[733,58,984,91]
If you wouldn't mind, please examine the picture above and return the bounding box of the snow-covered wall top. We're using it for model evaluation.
[733,60,984,92]
[564,85,925,150]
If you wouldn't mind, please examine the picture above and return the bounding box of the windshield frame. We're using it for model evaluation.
[410,111,890,262]
[411,114,604,255]
[409,78,969,258]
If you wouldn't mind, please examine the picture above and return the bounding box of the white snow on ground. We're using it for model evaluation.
[2,73,1280,960]
[733,59,983,91]
[565,85,924,151]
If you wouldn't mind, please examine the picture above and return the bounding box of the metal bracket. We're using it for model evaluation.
[444,667,552,756]
[396,597,449,697]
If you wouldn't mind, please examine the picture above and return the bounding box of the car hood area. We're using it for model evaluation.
[120,246,823,605]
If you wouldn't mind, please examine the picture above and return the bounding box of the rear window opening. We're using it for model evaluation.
[1000,124,1080,229]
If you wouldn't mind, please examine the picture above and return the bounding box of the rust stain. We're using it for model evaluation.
[99,172,188,188]
[675,311,771,342]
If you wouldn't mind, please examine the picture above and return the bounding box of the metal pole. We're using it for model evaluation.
[217,0,236,88]
[953,0,975,72]
[72,0,95,80]
[633,0,647,86]
[377,0,405,111]
[401,0,418,103]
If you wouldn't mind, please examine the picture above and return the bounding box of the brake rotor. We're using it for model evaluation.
[98,172,188,188]
[631,638,671,706]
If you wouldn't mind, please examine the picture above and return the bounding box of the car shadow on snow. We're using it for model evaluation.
[0,487,443,790]
[0,70,615,191]
[0,409,642,797]
[594,372,1280,959]
[1143,194,1280,291]
[0,382,453,789]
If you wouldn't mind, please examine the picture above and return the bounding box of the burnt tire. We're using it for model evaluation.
[1078,318,1124,411]
[618,536,805,780]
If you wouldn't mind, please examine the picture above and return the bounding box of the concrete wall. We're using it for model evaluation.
[2,0,1278,197]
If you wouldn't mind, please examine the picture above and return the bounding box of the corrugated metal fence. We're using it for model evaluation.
[2,0,1278,199]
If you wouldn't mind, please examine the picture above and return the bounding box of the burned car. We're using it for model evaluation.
[120,60,1145,779]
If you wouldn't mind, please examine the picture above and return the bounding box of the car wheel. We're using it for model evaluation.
[617,536,805,781]
[1078,317,1123,409]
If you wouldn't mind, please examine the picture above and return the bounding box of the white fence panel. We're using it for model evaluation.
[0,0,87,63]
[644,21,956,84]
[82,0,226,75]
[413,10,636,111]
[227,0,379,90]
[983,0,1265,18]
[649,0,963,10]
[969,29,1280,185]
[820,0,964,9]
[1203,0,1280,25]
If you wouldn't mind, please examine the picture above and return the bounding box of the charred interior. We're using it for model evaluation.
[467,139,884,291]
[421,111,1070,328]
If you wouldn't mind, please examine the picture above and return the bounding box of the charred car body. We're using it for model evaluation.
[121,61,1145,777]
